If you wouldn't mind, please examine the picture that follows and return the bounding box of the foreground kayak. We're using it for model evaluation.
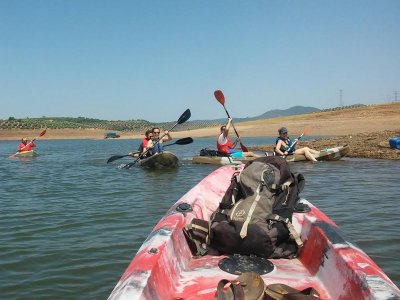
[108,165,399,300]
[15,150,38,157]
[139,151,178,169]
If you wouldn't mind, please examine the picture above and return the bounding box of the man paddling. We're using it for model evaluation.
[147,127,172,155]
[217,118,257,158]
[18,138,36,152]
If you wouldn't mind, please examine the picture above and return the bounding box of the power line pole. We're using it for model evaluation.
[394,91,399,102]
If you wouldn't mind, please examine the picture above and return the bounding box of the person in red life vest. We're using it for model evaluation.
[18,138,36,152]
[129,129,153,158]
[216,118,257,158]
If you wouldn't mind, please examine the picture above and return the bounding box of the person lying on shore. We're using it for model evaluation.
[18,138,36,152]
[275,127,319,162]
[217,118,258,158]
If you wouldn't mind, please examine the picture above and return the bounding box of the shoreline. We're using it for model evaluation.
[1,102,399,160]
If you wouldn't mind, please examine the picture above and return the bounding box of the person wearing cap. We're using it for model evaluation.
[275,127,319,162]
[217,118,257,158]
[17,138,36,152]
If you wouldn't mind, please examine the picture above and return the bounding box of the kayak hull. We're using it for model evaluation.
[108,165,399,300]
[286,145,350,162]
[192,155,255,165]
[15,150,38,157]
[193,145,351,166]
[139,151,178,169]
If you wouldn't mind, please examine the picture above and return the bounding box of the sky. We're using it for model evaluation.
[0,0,399,122]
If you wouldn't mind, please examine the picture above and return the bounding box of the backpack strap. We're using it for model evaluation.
[239,182,262,238]
[267,214,303,248]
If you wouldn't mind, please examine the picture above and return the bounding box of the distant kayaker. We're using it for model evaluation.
[17,138,36,152]
[217,118,257,158]
[130,129,153,158]
[147,127,172,155]
[275,127,319,162]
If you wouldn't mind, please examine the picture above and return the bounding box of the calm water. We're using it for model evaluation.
[0,137,399,299]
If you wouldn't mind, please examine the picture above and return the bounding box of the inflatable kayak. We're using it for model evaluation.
[15,150,38,157]
[285,145,350,162]
[192,155,255,165]
[139,151,178,169]
[108,165,399,300]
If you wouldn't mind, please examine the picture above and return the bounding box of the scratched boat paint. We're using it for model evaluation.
[108,165,400,300]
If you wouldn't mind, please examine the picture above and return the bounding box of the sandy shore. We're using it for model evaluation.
[1,102,399,159]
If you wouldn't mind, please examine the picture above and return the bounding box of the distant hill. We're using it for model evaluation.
[1,105,366,132]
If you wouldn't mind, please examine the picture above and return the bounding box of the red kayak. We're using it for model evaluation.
[108,165,400,300]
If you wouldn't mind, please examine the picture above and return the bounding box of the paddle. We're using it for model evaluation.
[8,128,47,158]
[122,109,191,169]
[107,137,193,163]
[214,90,248,152]
[283,127,310,158]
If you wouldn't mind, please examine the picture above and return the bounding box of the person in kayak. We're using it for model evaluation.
[217,118,257,158]
[130,129,153,158]
[275,127,319,162]
[18,138,36,152]
[147,127,172,155]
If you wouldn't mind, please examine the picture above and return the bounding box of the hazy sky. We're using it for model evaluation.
[1,0,399,122]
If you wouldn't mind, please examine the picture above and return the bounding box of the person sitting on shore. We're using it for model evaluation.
[147,127,172,155]
[275,127,319,162]
[18,138,36,152]
[130,129,153,158]
[217,118,257,158]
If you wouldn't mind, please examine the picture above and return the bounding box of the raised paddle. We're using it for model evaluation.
[214,90,248,152]
[8,128,47,158]
[122,109,191,169]
[283,127,310,158]
[107,137,193,163]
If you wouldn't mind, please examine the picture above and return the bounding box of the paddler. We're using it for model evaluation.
[17,137,36,152]
[217,118,257,158]
[129,129,153,158]
[147,127,172,155]
[275,127,319,162]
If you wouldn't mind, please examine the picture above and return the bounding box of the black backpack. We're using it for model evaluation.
[185,157,305,258]
[199,148,229,157]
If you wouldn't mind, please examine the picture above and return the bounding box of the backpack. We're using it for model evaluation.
[199,148,229,157]
[186,156,305,259]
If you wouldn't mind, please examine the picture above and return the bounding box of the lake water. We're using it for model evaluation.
[0,137,399,299]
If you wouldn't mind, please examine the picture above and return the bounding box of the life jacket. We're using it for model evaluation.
[18,142,35,152]
[184,157,306,259]
[151,139,163,154]
[276,137,294,154]
[217,134,233,155]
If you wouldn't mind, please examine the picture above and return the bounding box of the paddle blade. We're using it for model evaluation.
[177,109,191,124]
[174,137,193,145]
[214,90,225,105]
[239,142,248,152]
[39,129,47,137]
[107,154,128,163]
[303,127,311,136]
[8,154,17,158]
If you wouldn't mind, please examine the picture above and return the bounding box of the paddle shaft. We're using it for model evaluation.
[215,90,248,152]
[283,133,305,158]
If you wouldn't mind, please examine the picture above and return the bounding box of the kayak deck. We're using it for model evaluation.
[108,165,399,300]
[15,150,38,157]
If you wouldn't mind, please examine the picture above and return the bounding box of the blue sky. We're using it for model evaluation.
[1,0,399,122]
